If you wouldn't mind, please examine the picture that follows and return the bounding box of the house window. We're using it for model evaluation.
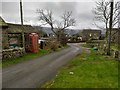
[8,33,22,48]
[89,33,92,37]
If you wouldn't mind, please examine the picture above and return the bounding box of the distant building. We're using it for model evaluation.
[82,29,101,41]
[111,28,120,43]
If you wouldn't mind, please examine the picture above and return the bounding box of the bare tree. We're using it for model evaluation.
[37,9,57,35]
[37,10,76,39]
[56,11,76,43]
[93,0,120,37]
[57,11,76,30]
[93,0,120,55]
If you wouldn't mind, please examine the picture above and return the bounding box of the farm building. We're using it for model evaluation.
[1,17,40,59]
[1,17,40,49]
[111,28,120,43]
[82,29,101,41]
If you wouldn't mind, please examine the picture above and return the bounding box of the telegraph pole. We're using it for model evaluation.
[107,0,113,55]
[20,0,23,25]
[20,0,25,52]
[118,2,120,60]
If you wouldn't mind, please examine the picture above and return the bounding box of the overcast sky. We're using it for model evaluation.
[0,0,120,29]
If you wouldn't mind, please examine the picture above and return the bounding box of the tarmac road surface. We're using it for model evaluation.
[2,43,83,88]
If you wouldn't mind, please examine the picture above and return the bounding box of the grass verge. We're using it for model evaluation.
[2,49,51,68]
[2,45,69,68]
[42,50,119,88]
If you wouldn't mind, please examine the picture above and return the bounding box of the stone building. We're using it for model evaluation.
[111,28,120,43]
[1,17,40,49]
[82,29,101,41]
[1,17,40,59]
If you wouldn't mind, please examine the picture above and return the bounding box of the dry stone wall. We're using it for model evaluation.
[2,48,24,60]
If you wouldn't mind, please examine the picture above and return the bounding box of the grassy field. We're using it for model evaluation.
[42,50,119,88]
[2,49,51,68]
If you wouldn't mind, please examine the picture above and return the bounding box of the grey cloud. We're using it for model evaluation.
[1,1,98,29]
[2,2,20,14]
[78,12,94,21]
[2,2,20,23]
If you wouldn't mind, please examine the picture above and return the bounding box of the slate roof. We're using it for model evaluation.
[6,23,39,33]
[0,16,8,27]
[0,17,39,33]
[82,29,101,33]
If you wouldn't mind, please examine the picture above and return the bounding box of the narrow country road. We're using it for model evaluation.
[2,43,83,88]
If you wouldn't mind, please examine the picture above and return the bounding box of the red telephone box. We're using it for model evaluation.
[29,33,39,53]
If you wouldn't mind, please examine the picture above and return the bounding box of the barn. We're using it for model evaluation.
[1,17,40,59]
[82,29,101,41]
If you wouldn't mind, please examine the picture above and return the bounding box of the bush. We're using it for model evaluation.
[46,39,61,51]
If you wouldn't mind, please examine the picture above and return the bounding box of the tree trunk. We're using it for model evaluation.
[107,1,113,55]
[118,30,120,60]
